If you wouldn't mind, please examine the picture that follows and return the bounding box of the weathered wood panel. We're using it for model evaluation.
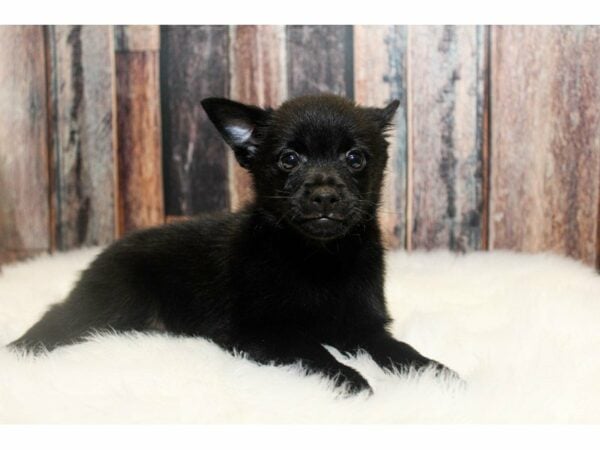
[165,215,192,224]
[229,25,286,210]
[354,25,408,249]
[408,25,486,251]
[114,25,159,52]
[597,195,600,270]
[115,26,163,235]
[598,196,600,270]
[0,26,49,264]
[490,26,600,266]
[481,26,491,251]
[286,25,354,98]
[161,25,230,216]
[47,25,117,249]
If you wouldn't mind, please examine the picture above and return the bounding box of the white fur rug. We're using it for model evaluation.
[1,247,600,423]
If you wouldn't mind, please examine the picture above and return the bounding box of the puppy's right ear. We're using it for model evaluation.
[201,98,271,169]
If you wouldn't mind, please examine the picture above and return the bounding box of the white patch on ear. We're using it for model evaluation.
[225,125,253,145]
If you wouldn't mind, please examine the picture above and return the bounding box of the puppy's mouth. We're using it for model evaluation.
[295,214,349,240]
[300,215,344,223]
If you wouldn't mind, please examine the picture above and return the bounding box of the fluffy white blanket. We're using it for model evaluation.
[1,248,599,423]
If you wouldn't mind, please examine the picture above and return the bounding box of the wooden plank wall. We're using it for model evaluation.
[408,26,486,252]
[47,26,118,250]
[115,25,164,235]
[287,25,354,98]
[353,26,408,249]
[1,25,600,269]
[0,26,49,264]
[160,26,231,217]
[490,26,600,266]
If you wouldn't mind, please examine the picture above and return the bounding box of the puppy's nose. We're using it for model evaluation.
[310,187,340,208]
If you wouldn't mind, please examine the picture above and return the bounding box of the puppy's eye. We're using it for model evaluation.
[345,149,366,171]
[278,150,301,171]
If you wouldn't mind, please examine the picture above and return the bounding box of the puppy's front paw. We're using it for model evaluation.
[429,362,464,384]
[387,358,463,384]
[333,367,373,396]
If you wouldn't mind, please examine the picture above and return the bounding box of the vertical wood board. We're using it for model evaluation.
[408,25,486,251]
[48,25,117,249]
[160,25,230,216]
[490,26,600,266]
[354,25,408,249]
[115,25,160,52]
[115,26,163,235]
[0,26,50,264]
[286,25,354,98]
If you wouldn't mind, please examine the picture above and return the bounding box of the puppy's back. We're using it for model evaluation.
[8,211,247,352]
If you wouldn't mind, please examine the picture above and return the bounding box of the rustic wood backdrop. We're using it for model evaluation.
[1,25,600,269]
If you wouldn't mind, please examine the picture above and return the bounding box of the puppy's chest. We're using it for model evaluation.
[237,252,381,330]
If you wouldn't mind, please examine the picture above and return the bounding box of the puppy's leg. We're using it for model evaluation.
[233,333,373,395]
[353,331,459,379]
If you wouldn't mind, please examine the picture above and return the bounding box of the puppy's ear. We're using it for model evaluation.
[201,98,271,169]
[362,99,400,131]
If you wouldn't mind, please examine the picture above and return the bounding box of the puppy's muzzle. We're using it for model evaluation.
[300,176,349,222]
[308,186,340,215]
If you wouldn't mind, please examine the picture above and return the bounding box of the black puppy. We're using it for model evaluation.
[9,94,455,394]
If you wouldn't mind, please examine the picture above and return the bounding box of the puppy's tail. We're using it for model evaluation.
[7,301,102,354]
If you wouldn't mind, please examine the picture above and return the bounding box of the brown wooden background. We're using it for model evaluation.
[1,25,600,269]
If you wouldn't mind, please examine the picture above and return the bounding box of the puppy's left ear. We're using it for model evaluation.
[201,98,272,169]
[362,99,400,131]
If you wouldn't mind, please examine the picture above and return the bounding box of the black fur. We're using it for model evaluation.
[9,94,456,394]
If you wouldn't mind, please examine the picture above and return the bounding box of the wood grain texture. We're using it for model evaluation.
[115,25,159,52]
[481,26,491,251]
[165,215,192,224]
[229,25,286,210]
[354,25,408,249]
[597,192,600,270]
[116,38,164,235]
[598,190,600,270]
[490,26,600,266]
[0,26,50,264]
[286,25,353,97]
[161,26,230,216]
[47,25,117,249]
[408,25,486,251]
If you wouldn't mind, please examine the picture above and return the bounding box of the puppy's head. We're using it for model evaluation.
[202,94,399,241]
